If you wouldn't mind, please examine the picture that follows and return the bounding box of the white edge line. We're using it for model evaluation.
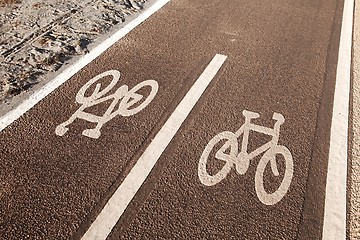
[0,0,170,132]
[81,54,227,240]
[322,0,354,239]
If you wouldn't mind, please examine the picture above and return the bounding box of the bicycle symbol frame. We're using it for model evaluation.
[198,110,294,205]
[55,70,158,139]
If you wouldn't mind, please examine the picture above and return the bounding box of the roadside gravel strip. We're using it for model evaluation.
[350,0,360,238]
[0,0,146,103]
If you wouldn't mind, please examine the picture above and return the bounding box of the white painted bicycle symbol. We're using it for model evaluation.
[198,110,294,205]
[55,70,158,139]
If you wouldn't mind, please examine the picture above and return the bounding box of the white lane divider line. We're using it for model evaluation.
[81,54,227,240]
[0,0,170,132]
[322,0,353,238]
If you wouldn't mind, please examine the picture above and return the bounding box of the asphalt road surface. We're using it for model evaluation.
[0,0,353,239]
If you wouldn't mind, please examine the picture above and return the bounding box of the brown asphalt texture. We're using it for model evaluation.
[0,0,345,239]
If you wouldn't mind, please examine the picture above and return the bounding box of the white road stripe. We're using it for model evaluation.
[81,54,227,240]
[322,0,354,238]
[0,0,170,132]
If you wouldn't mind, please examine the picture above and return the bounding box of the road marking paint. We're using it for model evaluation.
[322,0,354,238]
[55,70,158,139]
[0,0,170,132]
[198,110,293,205]
[81,54,227,240]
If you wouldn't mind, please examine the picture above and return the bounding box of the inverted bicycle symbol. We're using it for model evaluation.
[198,110,294,205]
[55,70,158,139]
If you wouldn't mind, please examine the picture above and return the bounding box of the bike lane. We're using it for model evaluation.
[0,0,347,239]
[103,0,345,239]
[0,1,218,239]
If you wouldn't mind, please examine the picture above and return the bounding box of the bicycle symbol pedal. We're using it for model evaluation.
[55,70,158,139]
[198,110,294,205]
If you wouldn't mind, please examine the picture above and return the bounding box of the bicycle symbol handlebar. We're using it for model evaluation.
[198,110,294,205]
[55,70,158,139]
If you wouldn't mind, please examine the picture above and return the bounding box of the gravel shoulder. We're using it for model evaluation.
[350,0,360,238]
[0,0,148,114]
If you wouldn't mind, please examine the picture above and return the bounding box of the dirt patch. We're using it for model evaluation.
[0,0,21,6]
[0,0,146,103]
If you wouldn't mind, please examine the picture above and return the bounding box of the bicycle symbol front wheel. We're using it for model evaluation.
[198,131,238,186]
[255,145,293,205]
[119,80,159,116]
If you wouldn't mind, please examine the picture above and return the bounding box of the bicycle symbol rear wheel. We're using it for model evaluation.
[76,70,120,104]
[198,131,238,186]
[255,145,293,205]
